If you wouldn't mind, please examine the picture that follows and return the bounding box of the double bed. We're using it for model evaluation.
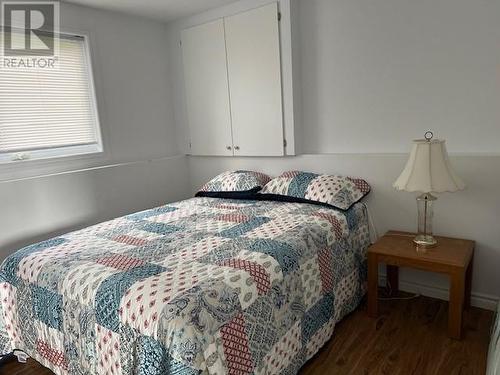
[0,195,370,374]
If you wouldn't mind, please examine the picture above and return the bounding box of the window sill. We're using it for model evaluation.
[0,149,107,183]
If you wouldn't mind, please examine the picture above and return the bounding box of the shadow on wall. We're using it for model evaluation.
[0,169,100,261]
[0,157,190,262]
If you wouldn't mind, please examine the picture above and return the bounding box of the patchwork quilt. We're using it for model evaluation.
[0,197,370,375]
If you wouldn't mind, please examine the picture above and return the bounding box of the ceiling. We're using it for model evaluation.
[63,0,240,23]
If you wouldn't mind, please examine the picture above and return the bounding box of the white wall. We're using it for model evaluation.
[299,0,500,153]
[0,3,191,259]
[180,0,500,308]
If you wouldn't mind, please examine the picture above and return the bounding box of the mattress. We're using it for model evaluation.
[488,302,500,375]
[0,196,370,374]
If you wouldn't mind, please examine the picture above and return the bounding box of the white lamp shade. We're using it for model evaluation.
[393,138,465,193]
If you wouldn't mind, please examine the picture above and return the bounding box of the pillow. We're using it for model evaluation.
[260,170,370,210]
[196,170,271,197]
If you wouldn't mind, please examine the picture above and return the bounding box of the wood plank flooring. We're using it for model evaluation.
[0,294,493,375]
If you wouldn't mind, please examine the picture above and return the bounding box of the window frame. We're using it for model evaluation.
[0,30,104,167]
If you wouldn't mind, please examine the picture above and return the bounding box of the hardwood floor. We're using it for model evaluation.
[0,294,493,375]
[301,294,492,375]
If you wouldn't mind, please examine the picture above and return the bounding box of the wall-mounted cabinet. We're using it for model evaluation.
[181,19,233,156]
[181,2,289,156]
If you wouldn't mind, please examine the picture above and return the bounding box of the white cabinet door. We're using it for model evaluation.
[181,20,233,156]
[224,3,284,156]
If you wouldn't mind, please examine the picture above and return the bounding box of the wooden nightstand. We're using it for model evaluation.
[367,230,474,339]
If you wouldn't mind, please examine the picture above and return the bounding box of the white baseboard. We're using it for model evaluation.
[379,275,499,311]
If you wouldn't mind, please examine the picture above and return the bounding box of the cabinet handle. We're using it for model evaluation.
[226,146,232,150]
[234,146,240,151]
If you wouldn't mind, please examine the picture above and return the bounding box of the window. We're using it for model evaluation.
[0,32,102,163]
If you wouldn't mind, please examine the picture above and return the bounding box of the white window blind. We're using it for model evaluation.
[0,32,101,162]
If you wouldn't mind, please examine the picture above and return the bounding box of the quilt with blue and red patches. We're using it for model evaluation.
[0,197,370,375]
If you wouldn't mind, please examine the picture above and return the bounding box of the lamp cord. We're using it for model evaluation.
[377,280,421,301]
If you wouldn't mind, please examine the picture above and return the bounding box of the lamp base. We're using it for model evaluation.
[413,234,437,248]
[415,193,437,250]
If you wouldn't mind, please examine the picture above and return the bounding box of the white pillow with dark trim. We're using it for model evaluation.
[197,170,271,195]
[260,171,370,210]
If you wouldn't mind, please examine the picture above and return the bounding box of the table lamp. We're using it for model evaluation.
[393,131,465,247]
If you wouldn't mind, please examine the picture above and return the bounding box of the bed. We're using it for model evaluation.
[0,196,370,374]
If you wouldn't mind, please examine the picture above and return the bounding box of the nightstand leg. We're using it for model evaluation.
[386,265,399,296]
[449,271,465,339]
[368,253,378,317]
[465,254,473,310]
